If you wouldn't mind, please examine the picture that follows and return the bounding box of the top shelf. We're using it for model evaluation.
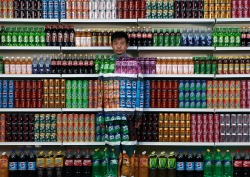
[216,18,250,24]
[138,19,215,24]
[0,18,59,23]
[60,19,138,23]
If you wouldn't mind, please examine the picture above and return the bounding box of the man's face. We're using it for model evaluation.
[111,38,128,55]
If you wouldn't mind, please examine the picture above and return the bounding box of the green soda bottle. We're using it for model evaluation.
[104,55,110,74]
[158,151,167,176]
[194,57,200,74]
[175,29,181,46]
[39,27,46,46]
[11,27,17,46]
[224,28,230,47]
[168,151,176,177]
[109,57,115,73]
[29,27,35,46]
[212,28,218,47]
[92,148,102,177]
[1,26,6,46]
[211,56,217,74]
[235,28,241,47]
[23,27,29,46]
[218,28,224,47]
[6,27,12,46]
[170,29,175,46]
[164,29,170,46]
[34,27,40,46]
[109,149,118,177]
[223,150,233,177]
[0,56,4,74]
[153,29,158,46]
[204,149,213,177]
[94,55,100,74]
[200,57,206,74]
[17,27,23,46]
[101,148,109,177]
[229,28,235,47]
[214,149,223,177]
[205,56,212,74]
[148,151,158,177]
[158,29,164,46]
[100,55,105,73]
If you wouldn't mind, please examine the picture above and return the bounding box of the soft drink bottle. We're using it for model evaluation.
[186,150,195,177]
[233,150,243,177]
[36,151,46,177]
[18,149,28,177]
[148,151,158,177]
[64,149,74,177]
[139,151,149,177]
[168,151,176,177]
[176,150,185,177]
[32,55,39,74]
[223,150,233,177]
[200,28,206,46]
[46,151,56,177]
[55,151,64,177]
[74,148,83,177]
[195,150,204,177]
[187,28,194,46]
[92,148,101,177]
[214,149,223,177]
[27,149,36,177]
[109,149,118,177]
[9,149,18,177]
[101,148,109,176]
[130,150,139,177]
[45,55,51,74]
[193,28,200,46]
[158,151,167,177]
[243,150,250,177]
[204,149,213,177]
[82,149,92,177]
[206,28,213,46]
[0,152,9,177]
[38,55,45,74]
[181,28,188,46]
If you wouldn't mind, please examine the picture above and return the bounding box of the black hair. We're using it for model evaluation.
[111,31,129,44]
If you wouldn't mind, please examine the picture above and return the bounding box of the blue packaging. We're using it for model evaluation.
[144,99,150,108]
[0,99,2,108]
[136,89,141,98]
[126,80,132,89]
[120,80,126,89]
[48,0,54,11]
[42,0,48,11]
[179,100,184,108]
[179,91,184,101]
[201,80,207,91]
[140,81,145,90]
[184,100,190,108]
[0,80,2,89]
[8,99,14,108]
[8,80,14,89]
[140,90,144,99]
[2,98,8,108]
[184,80,190,91]
[201,100,207,108]
[144,89,150,98]
[54,11,59,19]
[120,89,126,98]
[116,114,122,121]
[196,101,201,108]
[190,80,195,91]
[42,11,48,19]
[120,98,126,108]
[54,0,60,11]
[190,91,195,101]
[195,91,201,101]
[136,99,140,108]
[48,10,54,19]
[110,114,116,121]
[179,80,184,91]
[60,10,66,19]
[125,98,132,108]
[2,80,8,89]
[184,91,190,100]
[8,90,14,98]
[126,89,132,98]
[2,90,8,98]
[132,90,137,98]
[136,80,141,90]
[132,99,136,108]
[190,100,196,108]
[195,80,201,91]
[145,80,150,89]
[60,0,66,11]
[132,80,137,89]
[201,91,207,101]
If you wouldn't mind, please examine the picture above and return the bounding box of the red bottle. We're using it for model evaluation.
[74,148,83,177]
[233,150,243,177]
[83,149,92,177]
[64,148,74,177]
[243,150,250,177]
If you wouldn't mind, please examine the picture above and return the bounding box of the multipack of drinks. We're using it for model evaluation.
[231,0,250,18]
[0,80,14,108]
[204,0,231,18]
[117,0,146,19]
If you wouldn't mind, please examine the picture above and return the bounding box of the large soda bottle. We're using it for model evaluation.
[64,149,74,177]
[148,151,158,177]
[186,150,195,177]
[181,28,188,46]
[36,151,46,177]
[27,149,36,177]
[92,148,102,177]
[9,149,18,177]
[243,150,250,177]
[168,151,176,177]
[55,151,64,177]
[223,150,233,177]
[214,149,223,177]
[74,148,83,177]
[32,55,39,74]
[139,151,149,177]
[44,55,51,74]
[158,151,167,177]
[194,150,204,177]
[109,149,118,177]
[233,150,243,177]
[130,150,139,177]
[46,151,56,177]
[101,148,109,176]
[38,55,45,74]
[204,149,213,177]
[82,149,92,177]
[0,152,9,177]
[176,150,185,177]
[18,149,28,177]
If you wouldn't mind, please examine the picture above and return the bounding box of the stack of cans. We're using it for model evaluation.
[220,114,250,142]
[0,80,14,108]
[42,0,60,19]
[95,113,106,142]
[174,0,204,18]
[56,114,62,142]
[231,0,250,18]
[14,0,42,19]
[146,0,174,19]
[0,0,14,18]
[117,0,146,19]
[0,114,5,142]
[240,80,250,108]
[191,114,220,142]
[104,78,120,108]
[204,0,231,19]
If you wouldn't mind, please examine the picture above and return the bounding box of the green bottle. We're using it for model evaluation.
[1,26,6,46]
[148,151,158,169]
[211,56,217,74]
[17,27,23,46]
[158,29,164,46]
[39,27,46,46]
[224,28,229,47]
[6,27,12,46]
[23,27,29,46]
[29,27,35,46]
[153,29,158,46]
[229,28,235,47]
[94,55,100,74]
[34,27,40,46]
[223,150,233,177]
[200,57,206,74]
[168,151,176,177]
[170,29,175,46]
[109,57,115,73]
[100,55,105,73]
[212,28,218,47]
[109,149,118,177]
[194,57,200,74]
[214,149,223,177]
[0,56,4,74]
[218,28,224,47]
[164,29,170,46]
[204,149,214,177]
[92,148,102,177]
[11,27,17,46]
[235,28,241,47]
[158,151,167,176]
[205,56,212,74]
[104,55,110,74]
[101,148,109,177]
[175,29,181,46]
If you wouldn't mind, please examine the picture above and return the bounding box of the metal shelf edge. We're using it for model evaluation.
[61,108,99,112]
[215,142,250,146]
[0,108,62,112]
[143,108,214,112]
[62,142,105,146]
[61,74,99,78]
[143,74,215,78]
[139,142,214,146]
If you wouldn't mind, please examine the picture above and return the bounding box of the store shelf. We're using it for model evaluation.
[63,142,105,146]
[143,108,215,113]
[0,74,61,78]
[60,19,137,23]
[104,108,136,112]
[216,18,250,23]
[216,74,250,78]
[143,74,215,78]
[139,142,214,146]
[0,18,59,23]
[215,109,250,113]
[138,19,215,24]
[215,142,250,146]
[138,46,215,51]
[61,74,99,78]
[0,108,62,112]
[0,46,60,51]
[216,47,250,51]
[61,108,99,112]
[61,46,137,51]
[0,142,62,146]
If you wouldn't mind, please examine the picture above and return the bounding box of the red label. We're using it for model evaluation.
[74,159,83,166]
[243,160,250,167]
[62,61,67,66]
[234,160,243,167]
[83,159,92,166]
[64,159,74,167]
[147,33,152,38]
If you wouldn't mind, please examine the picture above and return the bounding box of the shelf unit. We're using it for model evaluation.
[138,46,215,51]
[0,142,62,146]
[143,108,215,113]
[0,74,61,78]
[216,18,250,23]
[0,108,62,112]
[139,142,214,146]
[216,47,250,51]
[216,74,250,78]
[0,46,61,51]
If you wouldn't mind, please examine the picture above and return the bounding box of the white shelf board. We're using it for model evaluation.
[0,46,60,50]
[63,142,105,146]
[61,46,137,51]
[143,108,215,113]
[0,142,62,146]
[0,108,62,112]
[215,142,250,146]
[138,46,215,51]
[62,108,99,112]
[215,109,250,113]
[0,74,61,78]
[139,142,214,146]
[216,18,250,23]
[216,47,250,51]
[216,74,250,78]
[61,74,99,78]
[0,18,58,23]
[143,74,215,78]
[138,19,215,23]
[60,19,137,23]
[104,108,136,112]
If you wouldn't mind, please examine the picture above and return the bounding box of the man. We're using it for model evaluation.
[111,31,129,59]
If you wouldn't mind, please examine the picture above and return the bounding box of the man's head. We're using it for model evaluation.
[111,31,129,55]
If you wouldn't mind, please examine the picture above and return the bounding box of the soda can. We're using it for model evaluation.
[196,91,201,100]
[196,101,201,108]
[179,100,184,108]
[201,80,206,91]
[195,80,201,91]
[212,80,218,90]
[184,100,190,108]
[224,90,229,99]
[178,80,184,91]
[184,81,190,91]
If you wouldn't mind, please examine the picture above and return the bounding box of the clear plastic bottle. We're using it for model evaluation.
[38,55,45,74]
[181,28,188,46]
[0,152,9,177]
[32,55,39,74]
[45,55,51,74]
[187,28,194,46]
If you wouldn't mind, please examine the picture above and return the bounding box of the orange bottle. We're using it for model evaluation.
[15,57,21,74]
[161,57,167,74]
[131,150,139,177]
[139,151,148,177]
[26,57,32,74]
[167,57,172,74]
[156,57,161,74]
[183,57,189,74]
[86,29,92,47]
[188,57,194,74]
[21,57,27,74]
[120,150,130,176]
[177,57,183,74]
[75,29,81,47]
[10,57,16,74]
[4,57,10,74]
[172,57,178,74]
[0,152,9,177]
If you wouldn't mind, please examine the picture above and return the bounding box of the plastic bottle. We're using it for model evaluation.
[175,29,181,46]
[158,151,167,177]
[181,28,188,46]
[186,150,195,177]
[193,28,200,46]
[45,55,51,74]
[9,149,18,177]
[139,151,149,177]
[32,55,39,74]
[0,56,4,74]
[0,152,9,177]
[131,150,139,177]
[18,149,27,177]
[27,149,36,177]
[38,55,45,74]
[233,150,243,177]
[4,57,10,74]
[101,148,109,176]
[64,149,74,177]
[10,57,15,74]
[243,150,250,177]
[200,28,207,46]
[74,148,83,177]
[55,151,64,177]
[206,28,213,46]
[187,28,194,46]
[214,149,223,177]
[170,29,175,46]
[176,150,185,177]
[153,29,158,46]
[15,57,21,74]
[26,57,32,74]
[224,150,233,177]
[168,151,176,177]
[92,148,101,177]
[158,29,164,46]
[46,151,55,177]
[148,151,158,177]
[195,150,204,177]
[36,151,45,177]
[109,149,118,177]
[120,150,130,177]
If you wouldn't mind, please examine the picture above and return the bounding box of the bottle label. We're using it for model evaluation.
[1,35,6,43]
[243,160,250,168]
[92,159,100,167]
[186,162,194,170]
[35,36,40,43]
[9,162,18,170]
[70,32,75,42]
[52,32,57,42]
[55,158,63,167]
[195,162,204,171]
[18,162,27,170]
[64,159,73,167]
[204,160,213,167]
[110,159,118,165]
[215,160,222,167]
[83,159,92,166]
[74,159,83,166]
[28,162,36,170]
[176,162,185,171]
[24,35,29,43]
[224,160,232,167]
[234,160,243,167]
[58,32,63,42]
[29,36,34,43]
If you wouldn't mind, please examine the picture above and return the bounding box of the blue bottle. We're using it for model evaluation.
[181,28,188,46]
[187,28,194,46]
